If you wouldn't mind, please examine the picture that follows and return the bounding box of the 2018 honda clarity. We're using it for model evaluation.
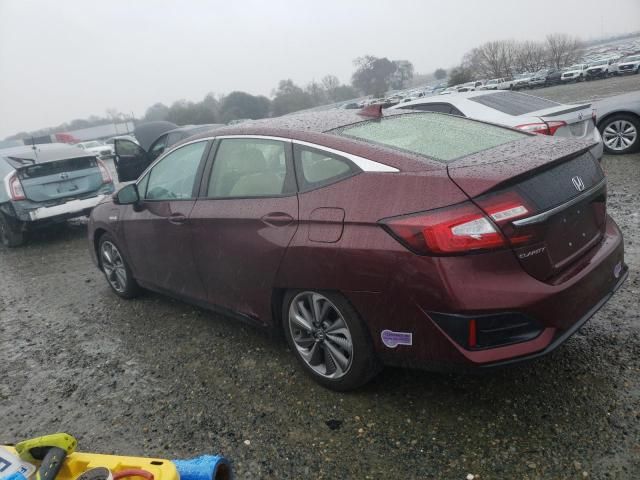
[88,107,627,390]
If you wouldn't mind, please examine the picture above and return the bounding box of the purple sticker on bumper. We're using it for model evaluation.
[381,329,413,348]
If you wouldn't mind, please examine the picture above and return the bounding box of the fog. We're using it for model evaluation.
[0,0,638,138]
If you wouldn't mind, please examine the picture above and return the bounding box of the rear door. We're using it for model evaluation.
[114,138,150,182]
[189,137,298,324]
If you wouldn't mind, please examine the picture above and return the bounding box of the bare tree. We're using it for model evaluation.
[546,34,583,69]
[463,40,517,79]
[514,41,548,73]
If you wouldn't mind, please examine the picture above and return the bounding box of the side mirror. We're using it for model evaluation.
[113,183,139,205]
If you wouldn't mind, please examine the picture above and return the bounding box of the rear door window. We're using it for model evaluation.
[294,145,357,191]
[207,138,294,198]
[469,91,560,115]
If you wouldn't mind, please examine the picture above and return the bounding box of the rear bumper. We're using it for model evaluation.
[28,194,108,221]
[351,216,626,370]
[480,264,628,368]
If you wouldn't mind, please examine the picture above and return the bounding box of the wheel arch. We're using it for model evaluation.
[597,110,640,130]
[93,227,109,268]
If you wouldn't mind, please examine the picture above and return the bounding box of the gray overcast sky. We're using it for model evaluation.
[1,0,639,138]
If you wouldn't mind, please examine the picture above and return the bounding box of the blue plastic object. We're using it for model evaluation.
[2,473,28,480]
[172,455,232,480]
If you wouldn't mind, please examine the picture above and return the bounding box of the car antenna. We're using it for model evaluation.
[357,104,383,118]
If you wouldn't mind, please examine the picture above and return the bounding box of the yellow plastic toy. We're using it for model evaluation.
[5,447,179,480]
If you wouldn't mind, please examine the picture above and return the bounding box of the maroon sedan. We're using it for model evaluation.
[88,107,627,391]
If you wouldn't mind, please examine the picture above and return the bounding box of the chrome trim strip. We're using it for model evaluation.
[512,177,606,226]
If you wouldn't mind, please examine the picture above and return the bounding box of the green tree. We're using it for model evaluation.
[144,103,170,122]
[351,56,397,97]
[434,68,447,80]
[447,65,473,86]
[390,60,414,89]
[220,91,270,123]
[271,79,313,116]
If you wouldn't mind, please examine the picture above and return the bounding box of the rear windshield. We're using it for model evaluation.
[334,112,525,162]
[18,157,97,178]
[469,91,560,116]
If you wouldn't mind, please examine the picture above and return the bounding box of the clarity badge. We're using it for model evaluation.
[381,329,413,348]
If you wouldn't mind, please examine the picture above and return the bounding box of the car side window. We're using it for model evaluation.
[207,138,290,198]
[166,131,184,147]
[404,103,464,116]
[144,141,207,201]
[294,145,356,191]
[148,134,169,161]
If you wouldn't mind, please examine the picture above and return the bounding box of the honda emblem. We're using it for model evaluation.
[59,173,69,180]
[571,176,585,192]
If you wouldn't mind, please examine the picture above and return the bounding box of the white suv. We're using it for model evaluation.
[616,55,640,75]
[585,58,618,79]
[560,64,589,82]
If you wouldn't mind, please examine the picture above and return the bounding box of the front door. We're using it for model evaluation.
[190,137,299,323]
[122,140,210,301]
[114,138,150,182]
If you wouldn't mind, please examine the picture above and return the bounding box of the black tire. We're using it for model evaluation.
[282,290,380,391]
[599,113,640,155]
[98,233,141,299]
[0,213,25,247]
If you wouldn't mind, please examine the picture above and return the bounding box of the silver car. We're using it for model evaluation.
[593,91,640,154]
[390,90,603,159]
[0,143,114,246]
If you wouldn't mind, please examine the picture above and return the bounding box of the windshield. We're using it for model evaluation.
[335,113,525,162]
[623,55,640,62]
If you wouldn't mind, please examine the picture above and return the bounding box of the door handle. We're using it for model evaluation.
[261,212,294,227]
[168,213,187,225]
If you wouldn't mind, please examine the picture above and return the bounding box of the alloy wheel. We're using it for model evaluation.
[288,292,354,379]
[603,120,638,152]
[101,240,127,293]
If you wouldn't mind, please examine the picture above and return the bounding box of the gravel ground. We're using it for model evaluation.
[2,93,640,480]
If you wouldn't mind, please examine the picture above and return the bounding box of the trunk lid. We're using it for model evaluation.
[16,156,104,202]
[448,136,606,282]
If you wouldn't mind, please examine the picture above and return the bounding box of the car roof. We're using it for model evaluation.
[182,109,448,172]
[188,108,408,140]
[0,143,90,164]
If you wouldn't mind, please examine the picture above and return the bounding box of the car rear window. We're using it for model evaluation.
[334,112,524,162]
[469,91,560,116]
[17,157,97,178]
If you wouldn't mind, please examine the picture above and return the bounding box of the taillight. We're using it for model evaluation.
[516,120,566,136]
[7,173,26,200]
[97,159,112,183]
[382,198,529,255]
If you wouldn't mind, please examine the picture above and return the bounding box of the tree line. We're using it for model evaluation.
[5,56,415,141]
[447,33,583,86]
[4,32,588,141]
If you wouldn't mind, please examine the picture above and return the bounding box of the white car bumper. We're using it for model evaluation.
[28,195,107,221]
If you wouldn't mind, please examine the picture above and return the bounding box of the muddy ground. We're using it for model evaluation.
[1,79,640,479]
